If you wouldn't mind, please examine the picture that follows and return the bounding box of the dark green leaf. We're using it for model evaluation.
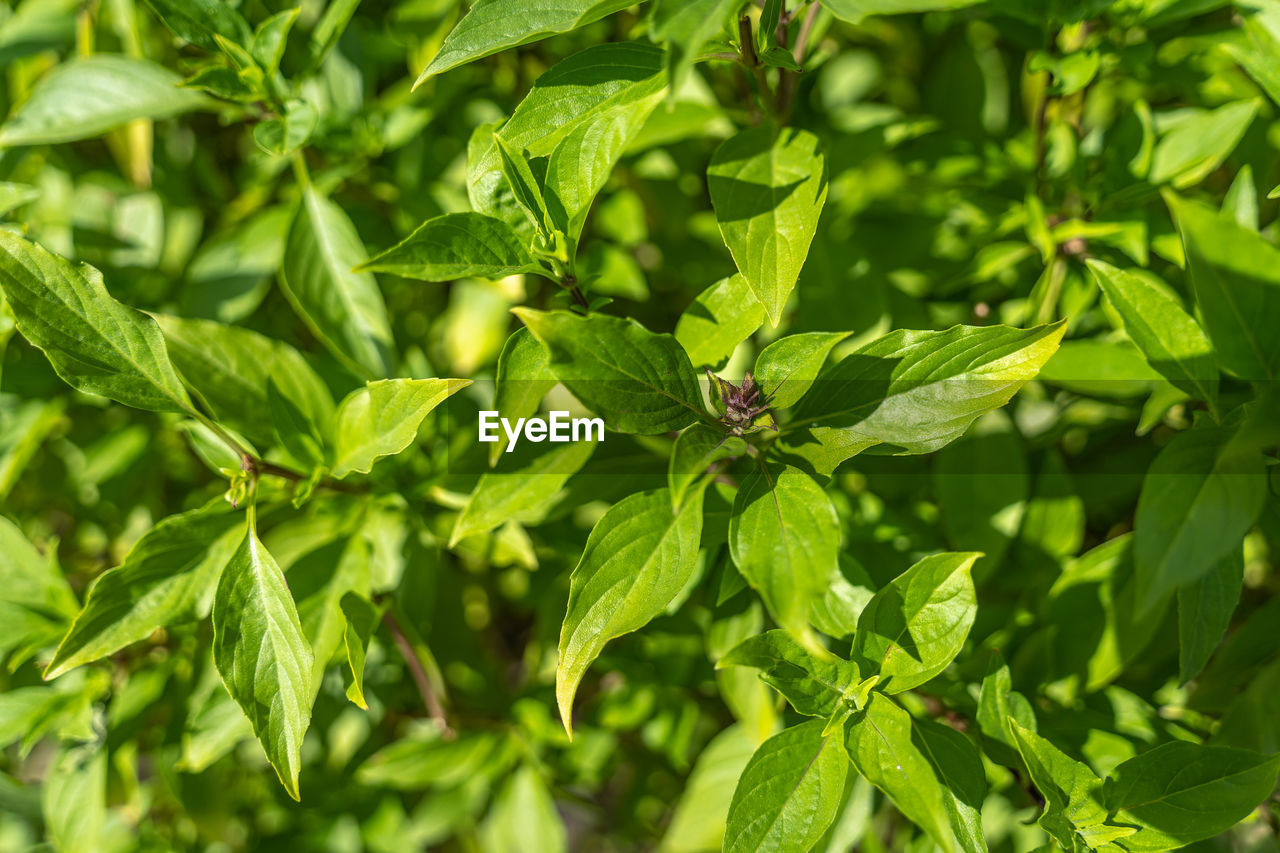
[720,629,863,718]
[361,213,537,282]
[1103,743,1280,851]
[1088,259,1218,408]
[514,308,706,434]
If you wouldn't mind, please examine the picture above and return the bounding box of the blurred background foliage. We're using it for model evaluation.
[1,0,1279,850]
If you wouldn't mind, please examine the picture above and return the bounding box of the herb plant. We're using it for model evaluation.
[0,0,1278,851]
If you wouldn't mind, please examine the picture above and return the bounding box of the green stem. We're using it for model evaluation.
[290,150,312,191]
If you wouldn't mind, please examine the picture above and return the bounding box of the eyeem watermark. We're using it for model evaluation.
[478,411,605,453]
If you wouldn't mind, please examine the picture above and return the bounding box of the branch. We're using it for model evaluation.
[778,2,821,123]
[383,610,455,739]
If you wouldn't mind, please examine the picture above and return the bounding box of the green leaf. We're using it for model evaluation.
[819,0,982,23]
[514,308,705,434]
[306,0,361,70]
[933,411,1027,575]
[281,187,395,378]
[774,427,880,478]
[1043,534,1166,694]
[416,0,643,82]
[481,765,568,853]
[1134,424,1266,610]
[1178,549,1242,685]
[44,504,243,680]
[668,423,744,511]
[1221,164,1259,231]
[913,717,989,853]
[1011,721,1140,849]
[557,487,704,735]
[1150,101,1258,188]
[494,134,556,235]
[754,332,850,410]
[1167,193,1280,380]
[156,314,334,448]
[724,720,848,853]
[267,380,327,471]
[212,508,314,800]
[253,99,318,156]
[330,378,470,478]
[729,463,838,642]
[0,182,40,217]
[339,592,379,710]
[0,55,208,146]
[469,44,665,230]
[542,76,665,243]
[142,0,250,51]
[661,725,758,852]
[452,440,596,545]
[42,744,106,853]
[850,552,979,693]
[1103,743,1280,851]
[789,322,1065,455]
[0,515,77,664]
[0,231,194,413]
[490,328,558,463]
[1088,259,1218,408]
[650,0,746,93]
[720,629,863,718]
[361,212,537,282]
[708,127,828,325]
[674,275,765,368]
[975,650,1036,762]
[250,8,298,73]
[843,693,973,853]
[809,558,876,641]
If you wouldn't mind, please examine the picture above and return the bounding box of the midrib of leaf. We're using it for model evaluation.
[294,191,388,373]
[248,533,304,784]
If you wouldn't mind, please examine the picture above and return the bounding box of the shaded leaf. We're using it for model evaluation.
[708,127,828,325]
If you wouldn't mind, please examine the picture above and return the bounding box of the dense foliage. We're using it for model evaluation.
[1,0,1280,850]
